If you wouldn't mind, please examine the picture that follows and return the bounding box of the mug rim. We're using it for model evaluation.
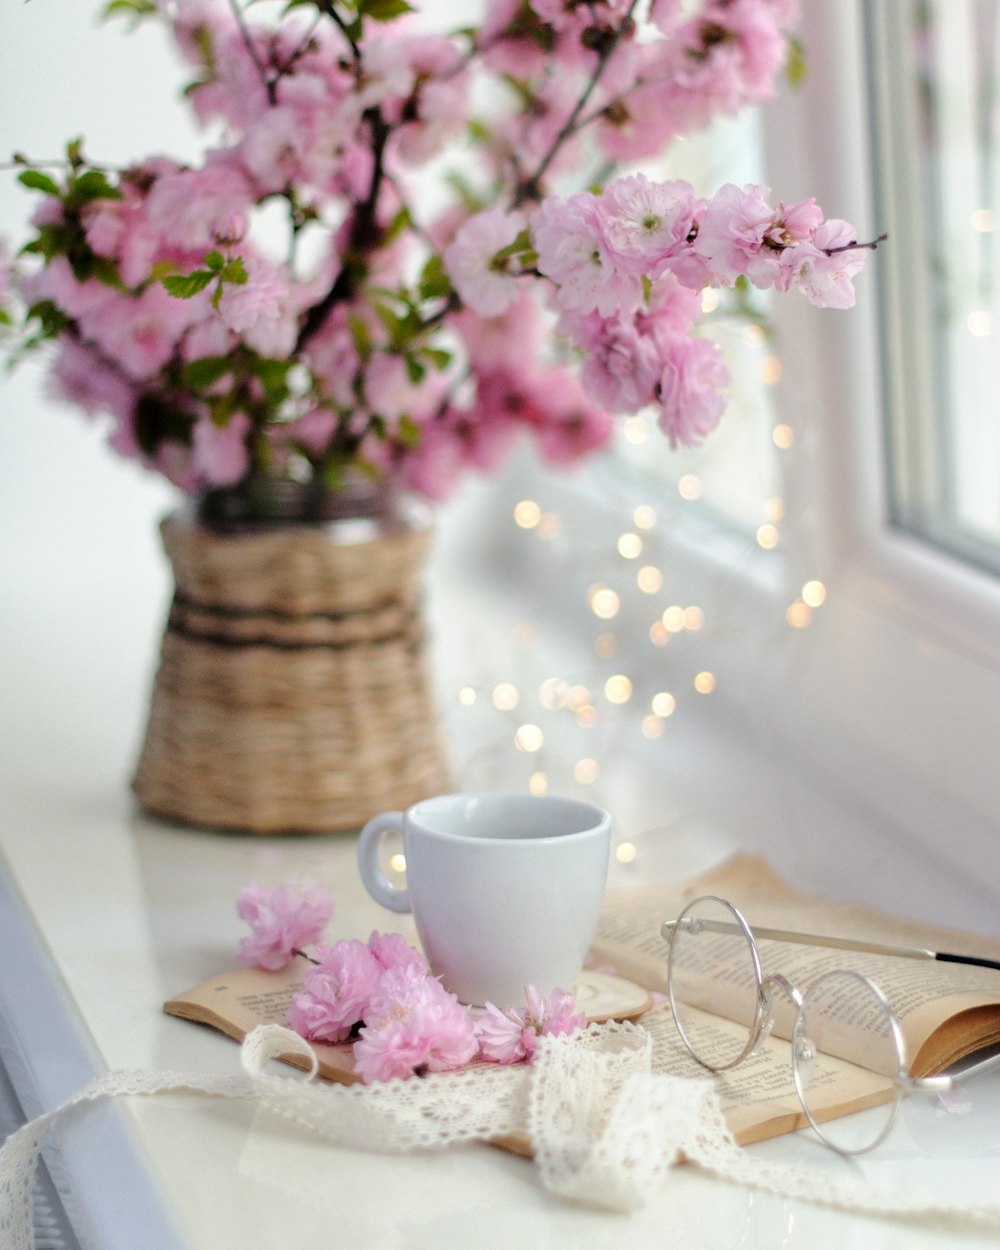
[405,790,610,845]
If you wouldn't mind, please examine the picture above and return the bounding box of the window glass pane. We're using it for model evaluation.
[870,1,1000,573]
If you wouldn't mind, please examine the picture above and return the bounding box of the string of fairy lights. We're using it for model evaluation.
[433,293,832,863]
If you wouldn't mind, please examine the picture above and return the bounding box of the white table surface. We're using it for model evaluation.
[3,421,1000,1249]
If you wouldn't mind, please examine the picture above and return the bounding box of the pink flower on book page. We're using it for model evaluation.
[474,1002,530,1065]
[367,929,429,977]
[476,985,587,1064]
[286,939,381,1043]
[235,881,332,971]
[353,965,479,1082]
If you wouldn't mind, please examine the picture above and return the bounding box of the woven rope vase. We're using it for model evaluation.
[132,491,451,834]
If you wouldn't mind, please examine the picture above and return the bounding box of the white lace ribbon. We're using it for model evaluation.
[3,1021,1000,1248]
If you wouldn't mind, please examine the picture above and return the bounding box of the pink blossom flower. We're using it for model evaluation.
[302,307,362,407]
[448,290,543,373]
[529,367,615,464]
[181,316,236,363]
[391,35,469,164]
[282,407,338,458]
[444,206,527,318]
[398,418,468,501]
[235,881,333,971]
[216,254,292,343]
[477,0,550,78]
[353,965,479,1082]
[793,219,865,309]
[238,107,306,193]
[656,335,730,450]
[599,174,696,277]
[474,1002,530,1064]
[367,929,430,977]
[561,309,661,414]
[506,73,586,174]
[0,238,12,309]
[531,193,641,317]
[287,939,382,1043]
[475,985,587,1064]
[46,338,137,425]
[657,1,792,131]
[692,182,775,282]
[191,410,252,488]
[20,255,115,323]
[355,36,417,112]
[637,273,703,337]
[145,159,255,251]
[80,283,196,382]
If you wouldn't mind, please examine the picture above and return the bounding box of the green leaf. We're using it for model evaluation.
[373,301,402,343]
[250,356,295,406]
[418,254,452,303]
[397,414,422,448]
[358,0,414,20]
[70,169,122,203]
[250,357,294,387]
[204,250,226,272]
[404,355,426,385]
[20,222,75,263]
[785,36,807,88]
[26,301,70,340]
[17,170,61,197]
[491,228,533,265]
[466,118,492,146]
[220,256,248,286]
[385,206,412,245]
[89,256,125,289]
[180,355,232,390]
[162,270,215,299]
[419,347,452,372]
[101,0,156,22]
[348,313,372,363]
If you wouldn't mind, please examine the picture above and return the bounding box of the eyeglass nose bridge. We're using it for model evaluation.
[749,973,804,1055]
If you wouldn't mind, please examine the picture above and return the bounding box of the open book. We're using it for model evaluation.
[165,854,1000,1149]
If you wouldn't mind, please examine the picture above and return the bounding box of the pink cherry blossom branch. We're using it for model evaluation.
[513,0,641,207]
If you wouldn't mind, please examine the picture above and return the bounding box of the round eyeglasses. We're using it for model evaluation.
[661,894,997,1155]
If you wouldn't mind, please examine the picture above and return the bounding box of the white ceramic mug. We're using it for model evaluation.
[357,792,612,1006]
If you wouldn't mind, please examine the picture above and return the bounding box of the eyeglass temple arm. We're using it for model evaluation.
[660,918,1000,972]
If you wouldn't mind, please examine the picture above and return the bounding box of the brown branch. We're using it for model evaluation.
[228,0,277,106]
[295,107,392,350]
[824,232,889,256]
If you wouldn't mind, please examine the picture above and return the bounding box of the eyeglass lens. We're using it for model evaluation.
[793,969,904,1153]
[669,896,762,1069]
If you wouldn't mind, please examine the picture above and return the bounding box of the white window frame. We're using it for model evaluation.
[759,1,1000,867]
[467,0,1000,881]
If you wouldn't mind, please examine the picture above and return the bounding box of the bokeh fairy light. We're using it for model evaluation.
[442,303,829,868]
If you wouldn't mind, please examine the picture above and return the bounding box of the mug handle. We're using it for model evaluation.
[357,811,411,914]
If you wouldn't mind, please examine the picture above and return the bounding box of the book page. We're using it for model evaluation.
[593,855,1000,1077]
[164,961,361,1082]
[638,1002,896,1146]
